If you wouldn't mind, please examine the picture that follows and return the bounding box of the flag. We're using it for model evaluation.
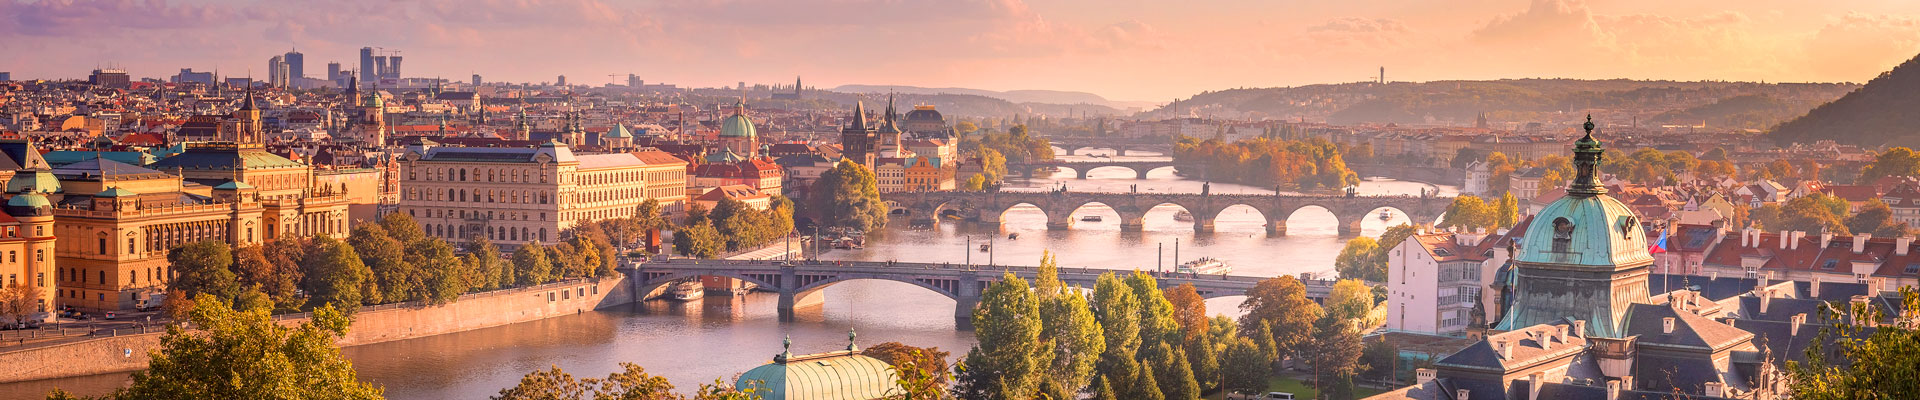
[1650,229,1669,254]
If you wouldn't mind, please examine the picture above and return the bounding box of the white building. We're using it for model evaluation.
[1385,227,1514,336]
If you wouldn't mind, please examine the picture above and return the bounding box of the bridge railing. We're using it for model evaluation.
[629,257,1340,287]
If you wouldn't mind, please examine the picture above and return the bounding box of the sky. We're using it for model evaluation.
[3,0,1920,101]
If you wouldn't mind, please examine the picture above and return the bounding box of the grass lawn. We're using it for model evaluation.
[1203,376,1387,400]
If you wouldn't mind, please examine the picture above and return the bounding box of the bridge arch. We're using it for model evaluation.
[1063,202,1124,230]
[791,275,964,307]
[1204,204,1270,233]
[632,270,782,301]
[1277,204,1342,236]
[1354,206,1437,236]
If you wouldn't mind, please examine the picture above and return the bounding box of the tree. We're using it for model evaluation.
[467,236,507,291]
[963,174,987,191]
[231,245,297,311]
[492,363,701,400]
[1325,279,1376,324]
[1129,360,1166,400]
[769,195,796,240]
[1787,286,1919,400]
[673,221,724,259]
[1359,339,1399,384]
[0,283,44,324]
[1777,194,1851,234]
[866,342,952,391]
[1220,337,1267,395]
[112,296,381,399]
[512,243,554,286]
[1847,199,1912,237]
[961,273,1051,399]
[1126,272,1180,351]
[1496,192,1520,228]
[1183,328,1220,392]
[1146,342,1199,400]
[1439,195,1497,231]
[808,159,889,232]
[166,240,240,303]
[1034,254,1103,396]
[1309,314,1364,400]
[1334,237,1381,282]
[1239,276,1323,365]
[1861,147,1920,183]
[347,225,409,304]
[1092,273,1144,399]
[301,236,369,313]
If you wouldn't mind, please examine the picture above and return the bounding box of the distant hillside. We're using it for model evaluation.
[1770,53,1920,147]
[832,84,1139,110]
[1143,79,1855,127]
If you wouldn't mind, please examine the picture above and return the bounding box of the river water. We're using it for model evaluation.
[3,150,1455,400]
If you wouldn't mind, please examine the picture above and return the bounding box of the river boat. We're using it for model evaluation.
[1379,209,1394,221]
[670,281,704,301]
[1176,257,1232,275]
[1081,215,1103,222]
[979,244,992,252]
[1174,210,1194,222]
[1008,233,1019,240]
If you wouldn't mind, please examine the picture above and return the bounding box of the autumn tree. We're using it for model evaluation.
[512,243,554,286]
[1035,253,1104,396]
[1334,237,1381,282]
[808,159,889,232]
[111,296,381,399]
[1239,276,1323,366]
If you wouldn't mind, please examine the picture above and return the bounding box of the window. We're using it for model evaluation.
[98,237,108,255]
[1906,264,1920,275]
[1821,259,1839,270]
[128,238,136,254]
[1552,217,1575,253]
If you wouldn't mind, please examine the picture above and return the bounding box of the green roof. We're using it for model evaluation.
[1516,191,1653,268]
[214,180,255,190]
[605,123,634,138]
[6,193,51,208]
[96,187,138,198]
[6,171,61,194]
[735,352,897,400]
[721,113,757,138]
[150,146,305,171]
[705,147,747,164]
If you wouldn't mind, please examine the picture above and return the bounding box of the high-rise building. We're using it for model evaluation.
[284,50,305,81]
[373,56,388,80]
[173,69,213,85]
[556,75,567,86]
[472,74,482,86]
[359,47,375,86]
[89,68,130,89]
[387,56,403,80]
[326,62,342,81]
[627,74,640,88]
[0,72,10,81]
[267,55,286,88]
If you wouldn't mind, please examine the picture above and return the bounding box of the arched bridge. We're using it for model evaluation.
[627,258,1338,329]
[1006,160,1180,179]
[882,190,1449,234]
[1047,137,1174,156]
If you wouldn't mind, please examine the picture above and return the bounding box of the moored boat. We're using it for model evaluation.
[1176,257,1232,275]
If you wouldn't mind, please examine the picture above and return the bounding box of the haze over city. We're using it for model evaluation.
[6,0,1920,100]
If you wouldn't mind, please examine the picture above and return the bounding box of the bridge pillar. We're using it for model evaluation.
[1046,212,1073,230]
[1339,217,1363,236]
[954,270,981,330]
[1115,147,1129,157]
[1193,216,1216,233]
[1076,168,1090,180]
[1136,169,1152,180]
[1268,219,1287,236]
[977,207,1003,225]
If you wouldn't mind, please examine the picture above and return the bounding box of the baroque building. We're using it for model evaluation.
[398,141,689,248]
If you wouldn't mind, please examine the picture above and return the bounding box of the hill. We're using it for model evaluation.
[831,84,1143,110]
[1769,53,1920,147]
[1142,79,1855,128]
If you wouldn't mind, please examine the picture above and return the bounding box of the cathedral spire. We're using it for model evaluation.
[847,101,869,131]
[1568,114,1607,197]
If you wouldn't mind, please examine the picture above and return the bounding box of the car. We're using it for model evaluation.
[1227,392,1296,400]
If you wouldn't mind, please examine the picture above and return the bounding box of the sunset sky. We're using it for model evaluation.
[4,0,1919,101]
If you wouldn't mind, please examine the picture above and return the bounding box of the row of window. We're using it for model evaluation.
[409,187,552,204]
[4,272,45,288]
[411,166,550,184]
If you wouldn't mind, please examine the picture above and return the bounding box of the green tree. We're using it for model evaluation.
[1846,199,1912,237]
[300,236,368,313]
[1220,337,1267,395]
[1860,147,1920,183]
[1359,339,1399,384]
[866,342,952,392]
[1239,276,1323,366]
[1788,287,1919,400]
[1092,273,1144,399]
[492,363,688,400]
[1325,279,1376,324]
[808,159,889,232]
[960,273,1051,399]
[1439,195,1497,231]
[1126,272,1180,351]
[769,195,796,239]
[1334,237,1380,282]
[111,296,380,399]
[347,225,409,304]
[1309,313,1364,400]
[1146,342,1199,400]
[963,174,987,191]
[1032,253,1104,396]
[1129,360,1165,400]
[1777,194,1851,234]
[1496,192,1520,227]
[166,240,240,303]
[512,243,554,286]
[408,238,467,304]
[466,235,507,291]
[673,221,725,259]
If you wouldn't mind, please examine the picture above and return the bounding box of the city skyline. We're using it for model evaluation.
[4,0,1920,100]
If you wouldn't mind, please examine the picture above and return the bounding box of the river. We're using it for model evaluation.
[1,150,1456,400]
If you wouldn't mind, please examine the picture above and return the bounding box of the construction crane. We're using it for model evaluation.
[608,74,619,86]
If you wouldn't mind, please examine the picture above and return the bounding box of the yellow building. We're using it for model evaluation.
[902,156,955,192]
[399,141,689,248]
[0,142,58,316]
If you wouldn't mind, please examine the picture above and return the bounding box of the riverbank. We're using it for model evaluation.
[0,275,634,384]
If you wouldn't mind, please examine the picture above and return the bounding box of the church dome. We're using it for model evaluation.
[735,334,898,400]
[1515,195,1653,268]
[721,101,757,138]
[5,193,52,217]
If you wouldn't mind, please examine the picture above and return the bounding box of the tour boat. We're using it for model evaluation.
[833,237,864,249]
[1081,215,1104,222]
[979,244,992,252]
[1174,210,1194,222]
[1379,210,1394,221]
[1176,257,1232,275]
[1007,233,1019,240]
[670,281,705,301]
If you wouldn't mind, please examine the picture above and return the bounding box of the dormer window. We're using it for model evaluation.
[1552,217,1574,252]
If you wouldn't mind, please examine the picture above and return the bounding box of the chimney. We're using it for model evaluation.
[1572,320,1587,338]
[1757,274,1769,293]
[1538,331,1553,350]
[1900,236,1914,256]
[1761,291,1772,314]
[1854,233,1871,253]
[1820,231,1835,249]
[1662,317,1675,334]
[1704,382,1725,398]
[1795,231,1808,250]
[1415,368,1436,385]
[1791,313,1806,336]
[1497,340,1513,360]
[1456,389,1471,400]
[1794,231,1807,248]
[1621,375,1635,391]
[1812,276,1823,298]
[1606,381,1622,400]
[1780,230,1791,249]
[1528,372,1545,400]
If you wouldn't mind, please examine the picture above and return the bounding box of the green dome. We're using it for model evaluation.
[7,193,51,208]
[96,187,137,198]
[6,171,60,195]
[721,113,756,138]
[1516,193,1652,268]
[735,352,897,400]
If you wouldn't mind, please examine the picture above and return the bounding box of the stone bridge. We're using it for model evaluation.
[627,258,1338,328]
[1047,137,1174,156]
[1006,160,1181,179]
[882,190,1449,234]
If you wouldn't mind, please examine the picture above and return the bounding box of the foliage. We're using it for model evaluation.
[492,362,757,400]
[1169,136,1358,190]
[1126,272,1181,351]
[299,236,368,314]
[1771,52,1920,147]
[0,282,44,323]
[807,159,890,232]
[867,342,953,395]
[347,225,408,305]
[673,220,725,259]
[512,243,554,286]
[1359,339,1399,383]
[1091,273,1143,398]
[1035,254,1104,396]
[1496,192,1520,228]
[1324,279,1376,324]
[1787,286,1920,400]
[166,241,241,306]
[1309,313,1364,400]
[1239,276,1323,364]
[1847,199,1914,237]
[1439,195,1499,231]
[960,273,1052,399]
[1334,237,1380,283]
[1144,342,1199,400]
[1861,147,1920,183]
[109,295,380,399]
[1220,337,1268,395]
[1773,193,1852,234]
[467,236,509,291]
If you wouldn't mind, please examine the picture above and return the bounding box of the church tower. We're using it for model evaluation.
[840,101,876,167]
[231,86,262,144]
[1497,115,1653,338]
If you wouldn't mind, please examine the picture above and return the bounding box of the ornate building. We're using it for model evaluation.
[399,141,689,248]
[839,101,877,168]
[718,100,757,156]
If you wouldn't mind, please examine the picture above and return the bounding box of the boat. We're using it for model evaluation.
[833,236,864,249]
[1378,210,1394,221]
[1081,215,1104,222]
[1174,210,1194,222]
[979,244,992,252]
[1176,257,1232,275]
[1008,233,1019,240]
[670,281,705,301]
